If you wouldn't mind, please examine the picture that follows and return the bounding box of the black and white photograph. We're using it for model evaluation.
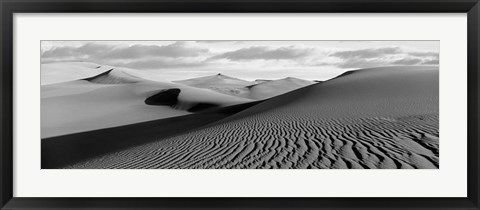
[41,40,439,169]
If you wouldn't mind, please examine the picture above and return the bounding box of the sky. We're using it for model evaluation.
[41,41,439,81]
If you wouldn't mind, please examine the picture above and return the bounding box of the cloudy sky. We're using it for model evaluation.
[41,41,439,81]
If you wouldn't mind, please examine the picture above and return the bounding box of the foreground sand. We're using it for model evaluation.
[66,66,439,169]
[41,101,262,169]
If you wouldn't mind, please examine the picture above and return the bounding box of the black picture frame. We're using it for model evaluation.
[1,0,479,209]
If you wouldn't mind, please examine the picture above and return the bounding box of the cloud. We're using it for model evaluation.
[211,46,313,61]
[41,43,114,61]
[115,58,207,69]
[41,41,211,69]
[330,47,402,59]
[408,52,439,57]
[42,41,439,72]
[41,41,208,62]
[104,42,208,59]
[195,41,246,45]
[195,41,235,43]
[335,59,384,69]
[422,58,439,65]
[326,47,439,69]
[391,58,423,65]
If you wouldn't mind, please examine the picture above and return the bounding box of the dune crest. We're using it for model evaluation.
[244,77,317,100]
[83,69,143,84]
[41,62,114,85]
[174,73,253,88]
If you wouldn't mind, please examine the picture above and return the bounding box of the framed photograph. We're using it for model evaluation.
[1,0,479,209]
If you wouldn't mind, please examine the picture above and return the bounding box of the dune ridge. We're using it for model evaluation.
[174,73,253,88]
[83,68,143,84]
[66,66,439,169]
[41,62,114,85]
[244,77,317,100]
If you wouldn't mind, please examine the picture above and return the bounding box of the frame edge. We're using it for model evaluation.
[1,0,480,209]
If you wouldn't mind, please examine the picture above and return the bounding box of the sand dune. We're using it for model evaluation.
[174,73,254,88]
[174,74,254,97]
[67,66,439,169]
[254,79,272,84]
[244,77,317,100]
[83,68,143,84]
[41,62,114,85]
[176,74,316,100]
[42,67,251,138]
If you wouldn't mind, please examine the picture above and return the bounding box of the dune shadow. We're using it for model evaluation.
[144,88,180,106]
[41,100,262,169]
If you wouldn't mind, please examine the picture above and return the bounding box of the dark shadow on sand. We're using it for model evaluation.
[41,100,262,169]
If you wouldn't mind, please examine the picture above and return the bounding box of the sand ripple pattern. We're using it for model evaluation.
[68,113,438,169]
